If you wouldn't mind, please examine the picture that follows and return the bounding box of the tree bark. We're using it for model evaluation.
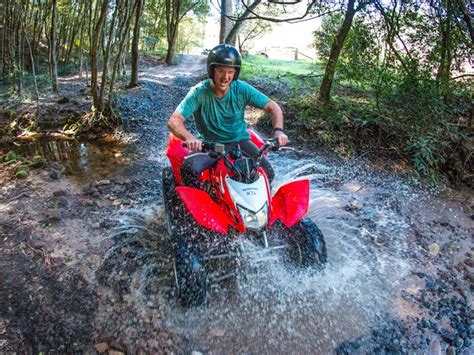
[220,0,234,44]
[455,0,474,45]
[317,0,358,105]
[99,0,120,103]
[165,0,179,65]
[436,0,453,102]
[109,0,134,101]
[23,22,40,115]
[49,0,58,93]
[16,8,23,96]
[90,0,110,112]
[65,2,83,67]
[129,0,143,87]
[225,0,262,45]
[1,12,6,80]
[78,14,86,79]
[165,0,196,64]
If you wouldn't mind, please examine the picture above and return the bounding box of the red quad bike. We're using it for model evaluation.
[162,130,327,306]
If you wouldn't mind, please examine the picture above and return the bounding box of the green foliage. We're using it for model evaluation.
[15,166,29,179]
[314,13,380,86]
[240,55,317,83]
[305,2,473,182]
[176,17,205,54]
[5,151,18,162]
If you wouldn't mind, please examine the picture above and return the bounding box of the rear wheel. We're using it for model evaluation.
[162,167,178,235]
[286,218,327,268]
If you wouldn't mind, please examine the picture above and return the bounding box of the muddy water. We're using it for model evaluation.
[4,137,134,185]
[152,153,423,353]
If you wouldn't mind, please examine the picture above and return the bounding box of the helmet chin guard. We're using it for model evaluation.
[207,44,242,81]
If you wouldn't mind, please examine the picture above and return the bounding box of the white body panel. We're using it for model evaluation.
[225,175,268,212]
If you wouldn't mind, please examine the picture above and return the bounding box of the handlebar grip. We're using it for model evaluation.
[182,141,216,152]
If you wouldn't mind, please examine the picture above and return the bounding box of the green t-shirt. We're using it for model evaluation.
[176,79,270,143]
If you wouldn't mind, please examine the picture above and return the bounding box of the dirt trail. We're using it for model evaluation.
[0,54,473,353]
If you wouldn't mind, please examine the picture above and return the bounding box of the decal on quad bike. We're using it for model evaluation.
[225,175,267,212]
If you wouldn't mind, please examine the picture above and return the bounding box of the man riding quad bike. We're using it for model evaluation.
[165,44,326,306]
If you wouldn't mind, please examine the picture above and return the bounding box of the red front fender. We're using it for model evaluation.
[270,179,309,228]
[176,186,235,234]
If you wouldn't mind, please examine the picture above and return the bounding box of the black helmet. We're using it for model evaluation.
[207,44,242,81]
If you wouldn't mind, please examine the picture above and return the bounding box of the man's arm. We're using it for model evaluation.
[167,112,202,151]
[263,100,288,146]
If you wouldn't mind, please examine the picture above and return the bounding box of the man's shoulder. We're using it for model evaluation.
[233,79,251,88]
[232,79,258,93]
[191,79,211,93]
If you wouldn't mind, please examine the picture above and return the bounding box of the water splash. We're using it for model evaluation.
[97,150,438,352]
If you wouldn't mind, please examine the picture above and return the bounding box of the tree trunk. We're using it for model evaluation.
[78,15,85,79]
[1,14,6,80]
[129,0,143,87]
[455,0,474,45]
[65,2,83,67]
[49,0,58,93]
[219,0,234,44]
[109,0,134,101]
[23,22,40,115]
[165,0,179,65]
[225,0,261,45]
[317,0,357,105]
[17,12,23,96]
[436,0,452,102]
[99,0,120,104]
[166,26,178,64]
[90,0,110,112]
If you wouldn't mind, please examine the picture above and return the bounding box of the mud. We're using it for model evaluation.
[0,54,473,353]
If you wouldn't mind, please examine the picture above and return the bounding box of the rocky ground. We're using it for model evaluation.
[0,55,473,353]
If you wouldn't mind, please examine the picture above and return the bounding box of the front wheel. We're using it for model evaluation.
[286,218,327,268]
[174,243,207,307]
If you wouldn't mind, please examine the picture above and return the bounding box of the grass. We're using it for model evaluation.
[240,55,322,82]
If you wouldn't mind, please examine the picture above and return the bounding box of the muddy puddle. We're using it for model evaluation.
[1,136,136,185]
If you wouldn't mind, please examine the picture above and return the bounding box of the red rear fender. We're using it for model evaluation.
[270,179,309,228]
[176,186,235,234]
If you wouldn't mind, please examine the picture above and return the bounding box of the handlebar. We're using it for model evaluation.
[182,141,225,153]
[184,138,290,157]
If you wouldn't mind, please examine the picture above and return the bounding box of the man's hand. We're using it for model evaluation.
[184,136,203,151]
[273,130,288,146]
[168,112,202,151]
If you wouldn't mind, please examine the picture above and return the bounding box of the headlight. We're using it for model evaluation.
[237,203,268,231]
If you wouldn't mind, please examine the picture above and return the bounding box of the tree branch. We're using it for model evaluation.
[229,0,327,23]
[451,73,474,81]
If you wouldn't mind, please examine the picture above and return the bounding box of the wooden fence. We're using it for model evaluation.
[259,46,314,61]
